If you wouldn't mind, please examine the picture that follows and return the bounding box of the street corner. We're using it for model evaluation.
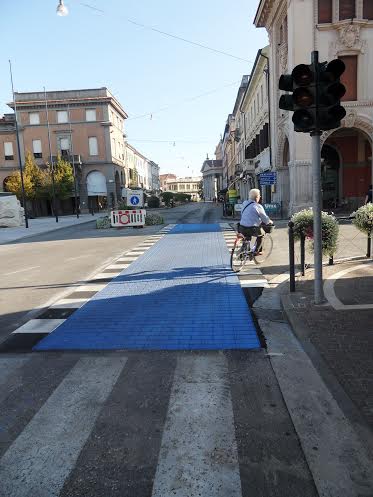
[323,260,373,310]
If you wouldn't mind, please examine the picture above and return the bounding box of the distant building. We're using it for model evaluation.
[0,87,160,214]
[201,155,223,201]
[160,173,177,191]
[165,176,202,201]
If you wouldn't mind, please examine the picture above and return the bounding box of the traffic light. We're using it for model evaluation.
[317,59,346,130]
[279,56,346,133]
[279,63,316,133]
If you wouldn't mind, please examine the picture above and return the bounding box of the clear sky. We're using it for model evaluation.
[1,0,268,177]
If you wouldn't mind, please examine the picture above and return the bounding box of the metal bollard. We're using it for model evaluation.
[329,255,334,265]
[288,221,296,292]
[367,231,371,258]
[300,234,305,276]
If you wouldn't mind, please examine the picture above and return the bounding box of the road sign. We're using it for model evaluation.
[263,202,281,217]
[127,190,144,208]
[260,172,277,185]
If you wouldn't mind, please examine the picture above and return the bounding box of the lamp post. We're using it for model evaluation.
[9,60,28,228]
[44,88,58,222]
[56,0,68,16]
[67,104,79,218]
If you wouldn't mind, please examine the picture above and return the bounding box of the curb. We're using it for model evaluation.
[280,292,373,458]
[0,216,101,246]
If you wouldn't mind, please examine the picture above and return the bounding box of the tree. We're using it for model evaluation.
[161,191,174,207]
[41,155,74,203]
[5,152,44,201]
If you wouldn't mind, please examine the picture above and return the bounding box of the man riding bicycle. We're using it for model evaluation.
[238,189,273,254]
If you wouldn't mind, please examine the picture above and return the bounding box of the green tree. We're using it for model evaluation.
[5,152,44,200]
[42,155,74,202]
[161,191,174,207]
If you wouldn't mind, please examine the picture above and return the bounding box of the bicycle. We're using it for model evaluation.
[230,224,274,272]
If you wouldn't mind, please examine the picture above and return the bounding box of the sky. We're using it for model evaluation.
[1,0,268,177]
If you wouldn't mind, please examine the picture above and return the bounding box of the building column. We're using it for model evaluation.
[289,160,313,213]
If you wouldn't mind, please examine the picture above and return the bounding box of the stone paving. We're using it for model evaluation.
[282,261,373,430]
[34,224,260,351]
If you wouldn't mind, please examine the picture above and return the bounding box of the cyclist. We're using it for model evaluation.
[238,188,273,254]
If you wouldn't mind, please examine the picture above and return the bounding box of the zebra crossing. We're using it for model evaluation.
[0,225,176,352]
[0,351,318,497]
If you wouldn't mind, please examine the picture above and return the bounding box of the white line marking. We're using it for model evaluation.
[324,262,373,310]
[75,284,107,292]
[12,319,65,334]
[239,281,270,288]
[50,300,87,309]
[4,266,40,276]
[0,356,126,497]
[152,355,242,497]
[104,264,130,270]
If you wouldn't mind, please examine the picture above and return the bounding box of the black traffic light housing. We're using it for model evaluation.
[279,52,346,133]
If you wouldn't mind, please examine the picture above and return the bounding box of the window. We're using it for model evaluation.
[29,112,40,125]
[363,0,373,19]
[318,0,332,23]
[112,138,116,157]
[57,110,68,123]
[89,137,98,156]
[59,137,70,157]
[186,184,190,190]
[261,85,264,106]
[339,55,358,101]
[339,0,355,20]
[86,109,96,121]
[32,139,42,158]
[4,142,14,160]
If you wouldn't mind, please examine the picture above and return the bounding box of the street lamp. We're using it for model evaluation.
[56,0,68,16]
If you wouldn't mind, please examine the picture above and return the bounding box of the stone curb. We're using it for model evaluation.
[280,291,373,458]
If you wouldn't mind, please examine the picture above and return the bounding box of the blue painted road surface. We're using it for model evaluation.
[34,224,260,351]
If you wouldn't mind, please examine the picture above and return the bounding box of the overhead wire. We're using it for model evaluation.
[79,3,252,63]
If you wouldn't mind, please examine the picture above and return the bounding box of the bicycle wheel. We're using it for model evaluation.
[230,236,248,272]
[253,235,273,265]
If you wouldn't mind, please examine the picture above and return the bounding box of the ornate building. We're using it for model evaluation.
[254,0,373,215]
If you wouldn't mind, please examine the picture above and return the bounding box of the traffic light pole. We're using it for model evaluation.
[311,51,325,304]
[311,130,325,304]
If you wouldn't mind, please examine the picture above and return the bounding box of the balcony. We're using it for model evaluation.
[238,159,255,173]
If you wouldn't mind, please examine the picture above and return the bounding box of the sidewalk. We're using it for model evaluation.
[281,259,373,433]
[0,213,102,245]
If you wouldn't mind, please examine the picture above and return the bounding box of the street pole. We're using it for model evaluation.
[67,104,79,218]
[9,60,28,228]
[44,87,58,222]
[311,50,325,304]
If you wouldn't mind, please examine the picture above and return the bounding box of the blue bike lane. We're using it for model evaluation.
[34,224,260,351]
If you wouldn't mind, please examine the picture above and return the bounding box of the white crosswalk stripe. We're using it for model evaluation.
[0,356,127,497]
[151,355,242,497]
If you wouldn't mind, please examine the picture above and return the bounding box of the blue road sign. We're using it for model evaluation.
[260,172,277,185]
[130,195,140,205]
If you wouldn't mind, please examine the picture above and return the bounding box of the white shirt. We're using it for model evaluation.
[240,200,270,227]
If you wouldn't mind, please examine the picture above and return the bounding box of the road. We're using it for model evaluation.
[0,203,371,497]
[0,203,221,341]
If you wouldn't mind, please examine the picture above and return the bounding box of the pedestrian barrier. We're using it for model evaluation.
[288,217,372,292]
[110,209,146,227]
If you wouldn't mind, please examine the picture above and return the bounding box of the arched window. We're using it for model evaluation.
[86,171,107,196]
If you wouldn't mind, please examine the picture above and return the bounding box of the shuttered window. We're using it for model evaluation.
[29,112,40,125]
[32,139,42,158]
[57,110,68,123]
[4,142,14,159]
[318,0,333,23]
[363,0,373,19]
[339,0,355,20]
[89,137,98,156]
[339,55,357,101]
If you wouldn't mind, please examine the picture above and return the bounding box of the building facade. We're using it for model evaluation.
[165,176,202,200]
[254,0,373,215]
[0,88,160,213]
[201,157,223,201]
[160,173,177,191]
